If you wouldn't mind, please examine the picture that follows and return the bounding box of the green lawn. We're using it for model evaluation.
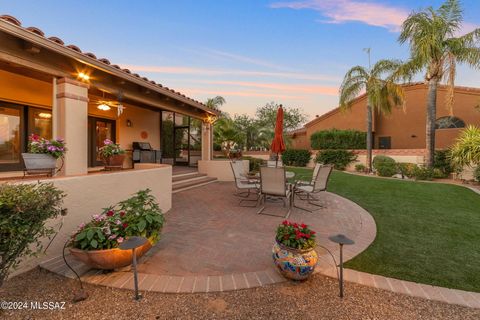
[287,167,480,292]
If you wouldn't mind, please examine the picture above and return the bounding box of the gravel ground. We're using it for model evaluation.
[1,268,479,320]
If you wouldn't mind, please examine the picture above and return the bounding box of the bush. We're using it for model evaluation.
[397,163,418,178]
[71,189,164,251]
[0,183,65,287]
[412,166,434,181]
[355,164,366,172]
[433,150,453,178]
[376,163,397,177]
[311,129,366,150]
[281,149,311,167]
[315,150,356,170]
[372,155,396,170]
[242,156,264,173]
[474,166,480,182]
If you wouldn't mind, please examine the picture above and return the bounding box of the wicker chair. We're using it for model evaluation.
[257,166,292,218]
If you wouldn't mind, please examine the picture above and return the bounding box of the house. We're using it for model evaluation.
[0,14,220,272]
[291,83,480,151]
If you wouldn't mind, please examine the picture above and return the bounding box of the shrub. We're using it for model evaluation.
[355,163,366,172]
[0,183,65,287]
[311,129,366,150]
[397,163,418,178]
[412,166,434,181]
[281,149,311,167]
[376,163,397,177]
[315,150,356,170]
[70,189,164,251]
[242,156,264,172]
[372,155,396,170]
[276,220,316,250]
[474,166,480,182]
[433,150,453,178]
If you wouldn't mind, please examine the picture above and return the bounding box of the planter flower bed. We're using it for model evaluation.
[22,134,66,176]
[272,220,318,280]
[69,189,164,269]
[98,139,126,170]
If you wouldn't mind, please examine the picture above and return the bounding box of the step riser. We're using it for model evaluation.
[173,176,209,185]
[173,180,217,193]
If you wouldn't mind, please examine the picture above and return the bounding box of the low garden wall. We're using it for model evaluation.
[198,159,249,181]
[13,164,172,275]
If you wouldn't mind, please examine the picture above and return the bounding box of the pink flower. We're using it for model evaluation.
[108,234,117,240]
[117,237,124,243]
[103,139,113,145]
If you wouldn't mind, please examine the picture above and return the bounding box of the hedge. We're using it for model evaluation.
[281,149,311,167]
[315,150,357,170]
[311,129,366,150]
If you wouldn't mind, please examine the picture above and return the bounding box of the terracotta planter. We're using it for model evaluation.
[272,241,318,280]
[103,154,125,170]
[69,238,152,270]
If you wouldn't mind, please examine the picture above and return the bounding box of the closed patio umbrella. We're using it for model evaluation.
[270,105,286,167]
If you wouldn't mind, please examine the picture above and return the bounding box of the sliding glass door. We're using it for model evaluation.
[0,103,23,170]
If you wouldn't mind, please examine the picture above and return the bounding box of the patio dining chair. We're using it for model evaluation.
[257,166,292,218]
[293,164,333,212]
[230,160,260,207]
[267,160,283,167]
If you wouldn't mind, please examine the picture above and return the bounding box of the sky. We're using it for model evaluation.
[1,0,480,121]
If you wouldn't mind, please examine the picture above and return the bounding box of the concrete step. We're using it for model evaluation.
[172,176,218,193]
[172,172,207,183]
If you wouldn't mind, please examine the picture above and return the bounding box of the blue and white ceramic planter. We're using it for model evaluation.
[272,241,318,280]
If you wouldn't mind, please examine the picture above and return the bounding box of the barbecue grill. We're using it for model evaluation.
[132,142,161,163]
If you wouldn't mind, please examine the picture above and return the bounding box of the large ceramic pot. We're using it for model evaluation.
[272,241,318,280]
[103,154,125,170]
[21,153,57,176]
[69,238,152,270]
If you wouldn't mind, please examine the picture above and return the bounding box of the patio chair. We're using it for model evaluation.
[293,164,333,212]
[257,166,292,218]
[230,160,260,207]
[267,160,283,167]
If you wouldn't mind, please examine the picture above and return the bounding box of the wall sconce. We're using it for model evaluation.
[126,119,132,127]
[204,114,218,124]
[77,72,90,82]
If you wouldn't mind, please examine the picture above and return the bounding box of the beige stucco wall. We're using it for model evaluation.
[0,69,52,107]
[13,164,172,275]
[198,159,249,181]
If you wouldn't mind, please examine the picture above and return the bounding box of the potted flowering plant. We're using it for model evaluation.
[272,220,318,280]
[98,139,125,169]
[69,189,164,270]
[22,134,66,176]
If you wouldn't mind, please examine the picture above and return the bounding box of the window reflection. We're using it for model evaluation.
[0,106,21,163]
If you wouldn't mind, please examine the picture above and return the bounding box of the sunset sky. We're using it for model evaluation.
[2,0,480,120]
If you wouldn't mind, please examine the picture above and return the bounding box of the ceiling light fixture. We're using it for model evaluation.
[37,112,52,119]
[97,103,111,111]
[78,72,90,81]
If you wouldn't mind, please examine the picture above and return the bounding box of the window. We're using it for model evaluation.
[435,116,465,129]
[378,137,391,149]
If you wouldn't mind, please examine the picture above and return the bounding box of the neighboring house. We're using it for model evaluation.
[291,83,480,150]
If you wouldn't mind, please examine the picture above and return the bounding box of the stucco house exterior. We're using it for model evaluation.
[291,83,480,151]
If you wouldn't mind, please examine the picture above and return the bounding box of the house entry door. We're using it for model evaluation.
[88,117,116,167]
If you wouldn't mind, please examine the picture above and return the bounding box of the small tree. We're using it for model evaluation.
[0,183,65,287]
[449,125,480,167]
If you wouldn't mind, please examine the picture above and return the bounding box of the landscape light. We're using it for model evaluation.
[329,234,355,298]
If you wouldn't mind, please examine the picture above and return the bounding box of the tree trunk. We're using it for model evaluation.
[366,102,373,172]
[425,79,438,167]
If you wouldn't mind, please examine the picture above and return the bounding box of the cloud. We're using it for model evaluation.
[177,88,306,100]
[202,48,292,71]
[120,64,341,82]
[270,0,480,34]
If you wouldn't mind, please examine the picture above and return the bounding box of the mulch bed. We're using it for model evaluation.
[1,268,479,320]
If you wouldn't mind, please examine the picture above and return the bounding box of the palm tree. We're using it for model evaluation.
[213,117,241,157]
[449,125,480,167]
[398,0,480,167]
[340,60,406,172]
[205,96,226,110]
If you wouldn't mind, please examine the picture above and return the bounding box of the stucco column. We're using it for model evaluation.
[55,78,89,176]
[201,122,213,161]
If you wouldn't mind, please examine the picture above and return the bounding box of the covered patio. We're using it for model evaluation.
[41,182,376,293]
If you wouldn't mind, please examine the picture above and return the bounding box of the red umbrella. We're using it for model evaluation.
[270,105,286,166]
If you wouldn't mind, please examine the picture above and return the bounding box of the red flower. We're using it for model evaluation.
[120,211,125,217]
[106,210,114,217]
[122,223,128,229]
[305,234,311,239]
[293,223,299,228]
[300,223,307,229]
[311,231,316,235]
[282,220,289,226]
[295,234,301,240]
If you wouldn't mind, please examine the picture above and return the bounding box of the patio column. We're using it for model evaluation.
[55,78,89,176]
[201,122,213,161]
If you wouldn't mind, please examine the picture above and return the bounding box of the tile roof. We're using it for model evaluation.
[0,14,219,113]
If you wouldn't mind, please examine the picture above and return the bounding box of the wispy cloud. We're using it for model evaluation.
[120,64,341,82]
[178,88,306,100]
[201,48,293,71]
[270,0,480,34]
[198,80,338,96]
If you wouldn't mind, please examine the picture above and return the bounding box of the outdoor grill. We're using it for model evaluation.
[132,142,161,163]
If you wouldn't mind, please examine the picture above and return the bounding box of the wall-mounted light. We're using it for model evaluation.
[38,112,52,119]
[126,119,132,127]
[204,114,218,124]
[77,72,90,81]
[97,103,111,111]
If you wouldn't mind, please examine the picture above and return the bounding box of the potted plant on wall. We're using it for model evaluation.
[22,134,66,176]
[69,189,164,270]
[98,139,125,170]
[272,220,318,280]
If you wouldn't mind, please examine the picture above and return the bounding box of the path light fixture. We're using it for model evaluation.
[119,236,148,301]
[328,234,354,298]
